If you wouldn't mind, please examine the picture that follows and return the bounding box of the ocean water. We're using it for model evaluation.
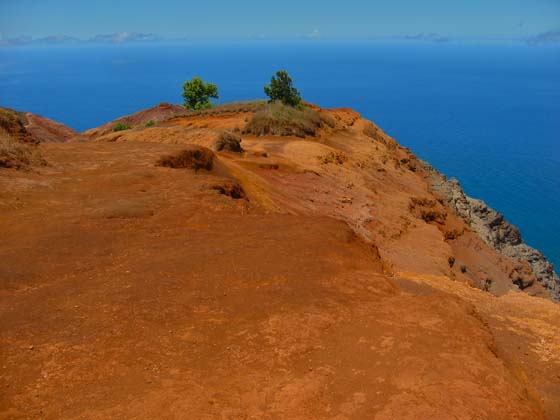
[1,42,559,268]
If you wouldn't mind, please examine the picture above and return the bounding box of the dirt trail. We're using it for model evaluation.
[1,108,559,419]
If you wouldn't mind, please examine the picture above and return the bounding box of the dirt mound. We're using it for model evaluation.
[84,102,186,139]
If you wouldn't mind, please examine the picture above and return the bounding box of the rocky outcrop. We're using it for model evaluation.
[424,163,559,300]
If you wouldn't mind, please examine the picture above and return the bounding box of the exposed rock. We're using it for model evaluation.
[424,162,559,299]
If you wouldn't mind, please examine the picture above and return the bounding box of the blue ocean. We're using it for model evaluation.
[1,42,559,268]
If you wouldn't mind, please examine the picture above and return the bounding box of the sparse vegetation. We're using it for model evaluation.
[244,102,327,138]
[444,229,462,240]
[215,131,243,153]
[113,122,131,132]
[448,256,456,268]
[320,151,348,165]
[264,70,302,107]
[420,210,447,224]
[409,197,436,208]
[212,182,246,199]
[408,197,447,225]
[363,122,382,141]
[182,77,219,110]
[156,146,214,172]
[483,277,493,292]
[145,120,156,127]
[0,107,35,144]
[409,197,447,225]
[185,101,265,117]
[363,121,397,150]
[0,137,46,169]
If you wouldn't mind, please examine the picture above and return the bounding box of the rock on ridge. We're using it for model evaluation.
[423,163,559,300]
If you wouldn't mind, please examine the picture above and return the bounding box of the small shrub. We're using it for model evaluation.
[448,256,456,268]
[156,146,214,172]
[113,122,131,132]
[215,131,243,153]
[460,264,467,273]
[145,120,156,127]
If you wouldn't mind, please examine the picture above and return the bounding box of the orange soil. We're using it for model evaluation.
[1,107,558,419]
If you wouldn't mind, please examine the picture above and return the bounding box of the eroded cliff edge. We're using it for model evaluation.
[424,164,559,300]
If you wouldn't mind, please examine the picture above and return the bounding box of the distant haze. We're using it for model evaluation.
[1,0,559,41]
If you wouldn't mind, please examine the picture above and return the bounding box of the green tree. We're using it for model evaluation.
[182,77,219,110]
[264,70,302,107]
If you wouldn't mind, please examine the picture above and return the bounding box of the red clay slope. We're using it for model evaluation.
[0,104,558,419]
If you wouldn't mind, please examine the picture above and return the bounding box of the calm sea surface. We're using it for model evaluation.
[1,42,559,268]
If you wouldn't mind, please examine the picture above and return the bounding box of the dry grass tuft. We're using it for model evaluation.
[0,108,35,144]
[156,146,214,172]
[186,101,267,117]
[444,229,463,240]
[409,197,447,225]
[363,121,397,150]
[320,151,348,165]
[0,136,46,169]
[244,102,329,138]
[215,131,243,153]
[211,182,246,199]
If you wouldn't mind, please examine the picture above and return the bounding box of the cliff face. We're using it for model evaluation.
[425,166,559,299]
[1,103,559,419]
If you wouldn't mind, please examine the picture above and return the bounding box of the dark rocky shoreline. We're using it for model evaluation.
[423,163,559,300]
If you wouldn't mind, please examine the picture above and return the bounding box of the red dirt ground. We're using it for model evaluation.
[1,107,558,419]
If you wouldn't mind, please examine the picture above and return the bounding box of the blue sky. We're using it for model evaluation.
[1,0,559,40]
